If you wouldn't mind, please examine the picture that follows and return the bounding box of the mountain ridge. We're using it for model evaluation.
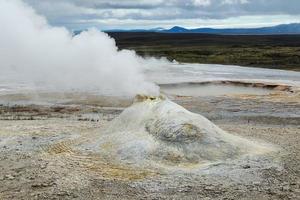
[98,23,300,35]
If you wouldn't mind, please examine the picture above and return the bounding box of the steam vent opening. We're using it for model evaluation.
[90,94,275,169]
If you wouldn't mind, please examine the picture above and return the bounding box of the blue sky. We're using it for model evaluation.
[24,0,300,30]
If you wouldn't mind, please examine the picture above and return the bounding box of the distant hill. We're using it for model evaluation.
[94,23,300,35]
[163,23,300,35]
[167,26,188,33]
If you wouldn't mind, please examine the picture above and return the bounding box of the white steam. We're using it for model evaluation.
[0,0,162,96]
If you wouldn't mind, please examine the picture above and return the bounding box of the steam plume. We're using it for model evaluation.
[0,0,161,96]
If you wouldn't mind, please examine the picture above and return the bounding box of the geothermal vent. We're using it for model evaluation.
[96,95,273,167]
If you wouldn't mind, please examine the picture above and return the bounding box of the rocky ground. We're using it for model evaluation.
[0,89,299,199]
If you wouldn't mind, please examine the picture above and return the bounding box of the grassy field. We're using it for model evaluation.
[108,32,300,71]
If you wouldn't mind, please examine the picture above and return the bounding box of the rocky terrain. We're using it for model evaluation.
[0,87,299,200]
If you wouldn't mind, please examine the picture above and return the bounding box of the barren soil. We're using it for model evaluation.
[0,89,299,199]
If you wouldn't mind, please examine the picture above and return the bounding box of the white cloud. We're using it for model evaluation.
[192,0,211,6]
[22,0,300,29]
[79,14,300,30]
[222,0,249,5]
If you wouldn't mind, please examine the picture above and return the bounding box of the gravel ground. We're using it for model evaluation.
[0,90,299,200]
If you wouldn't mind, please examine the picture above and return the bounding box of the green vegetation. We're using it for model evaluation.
[108,32,300,71]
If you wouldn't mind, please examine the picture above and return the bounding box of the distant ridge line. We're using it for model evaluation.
[74,23,300,35]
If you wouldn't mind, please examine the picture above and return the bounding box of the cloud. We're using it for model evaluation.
[192,0,211,6]
[222,0,249,5]
[23,0,300,29]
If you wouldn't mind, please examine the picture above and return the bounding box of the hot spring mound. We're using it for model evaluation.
[97,95,274,167]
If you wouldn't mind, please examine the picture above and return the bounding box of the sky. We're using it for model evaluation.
[23,0,300,30]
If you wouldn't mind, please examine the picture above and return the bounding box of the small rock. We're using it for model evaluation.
[204,186,214,190]
[72,193,79,198]
[282,185,290,191]
[40,165,47,169]
[31,182,55,188]
[5,174,15,180]
[242,164,251,169]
